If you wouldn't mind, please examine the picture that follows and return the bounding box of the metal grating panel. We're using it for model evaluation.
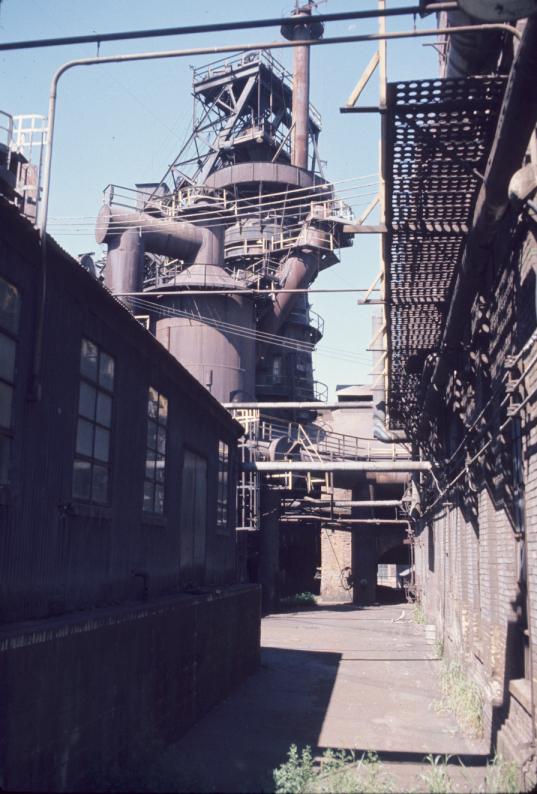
[385,76,506,433]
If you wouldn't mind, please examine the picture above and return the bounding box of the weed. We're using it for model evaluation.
[317,748,360,793]
[434,638,444,659]
[413,602,426,624]
[273,744,315,794]
[484,754,521,794]
[273,746,394,794]
[356,751,394,794]
[436,660,483,737]
[420,754,454,794]
[280,592,317,610]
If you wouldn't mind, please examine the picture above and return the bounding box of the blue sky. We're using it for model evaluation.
[0,1,438,397]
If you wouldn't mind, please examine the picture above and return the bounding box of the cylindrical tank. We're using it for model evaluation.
[153,264,256,402]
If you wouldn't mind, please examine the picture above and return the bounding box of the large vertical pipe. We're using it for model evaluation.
[291,23,310,170]
[260,485,281,614]
[281,4,323,171]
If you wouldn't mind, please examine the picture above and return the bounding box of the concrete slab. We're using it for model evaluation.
[135,603,490,792]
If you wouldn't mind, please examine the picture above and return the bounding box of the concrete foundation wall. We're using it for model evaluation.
[0,584,260,792]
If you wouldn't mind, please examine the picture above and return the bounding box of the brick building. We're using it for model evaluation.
[381,15,537,787]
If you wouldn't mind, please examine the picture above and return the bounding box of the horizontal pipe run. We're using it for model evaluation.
[245,461,431,472]
[224,401,371,409]
[280,516,410,525]
[0,4,458,52]
[301,497,403,507]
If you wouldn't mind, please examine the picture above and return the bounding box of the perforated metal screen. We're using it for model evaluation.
[385,76,507,433]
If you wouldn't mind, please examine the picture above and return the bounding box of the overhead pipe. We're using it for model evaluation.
[418,16,537,437]
[301,496,403,507]
[280,516,410,526]
[244,460,430,472]
[224,401,371,409]
[0,5,459,53]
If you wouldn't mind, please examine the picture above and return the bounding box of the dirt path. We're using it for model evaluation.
[139,603,489,792]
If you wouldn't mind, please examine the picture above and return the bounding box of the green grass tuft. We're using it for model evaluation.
[435,660,483,737]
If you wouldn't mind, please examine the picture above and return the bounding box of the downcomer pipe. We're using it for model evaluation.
[258,250,320,336]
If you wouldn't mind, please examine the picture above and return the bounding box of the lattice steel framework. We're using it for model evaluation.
[384,76,507,434]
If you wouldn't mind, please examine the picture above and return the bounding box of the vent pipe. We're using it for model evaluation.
[281,4,323,170]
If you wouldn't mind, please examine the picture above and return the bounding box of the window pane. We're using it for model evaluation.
[0,278,20,334]
[94,426,110,462]
[158,394,168,425]
[96,392,112,427]
[147,418,157,451]
[76,417,94,456]
[73,458,91,499]
[143,479,154,512]
[79,381,96,420]
[99,352,114,390]
[157,425,166,455]
[80,339,98,381]
[0,434,10,484]
[154,484,164,514]
[92,465,108,504]
[145,452,156,481]
[148,386,158,419]
[155,453,165,483]
[0,333,16,382]
[0,381,13,428]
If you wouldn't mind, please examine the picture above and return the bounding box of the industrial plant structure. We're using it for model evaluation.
[2,0,537,790]
[94,6,414,610]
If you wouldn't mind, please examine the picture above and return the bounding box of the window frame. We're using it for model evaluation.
[216,440,230,534]
[143,386,168,515]
[72,337,115,506]
[0,276,21,487]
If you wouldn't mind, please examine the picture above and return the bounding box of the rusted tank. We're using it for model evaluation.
[153,263,256,402]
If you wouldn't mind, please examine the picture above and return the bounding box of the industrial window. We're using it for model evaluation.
[272,356,283,381]
[377,564,389,579]
[216,440,229,533]
[72,338,114,504]
[0,277,20,485]
[180,449,208,579]
[144,386,168,514]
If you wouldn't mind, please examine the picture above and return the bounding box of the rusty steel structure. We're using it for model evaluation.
[97,5,354,407]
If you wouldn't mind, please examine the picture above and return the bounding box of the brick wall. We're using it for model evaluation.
[0,584,261,791]
[413,227,537,787]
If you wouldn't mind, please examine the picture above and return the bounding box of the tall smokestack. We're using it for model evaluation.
[281,4,323,171]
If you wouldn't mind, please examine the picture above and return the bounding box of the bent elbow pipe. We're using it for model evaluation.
[96,204,204,261]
